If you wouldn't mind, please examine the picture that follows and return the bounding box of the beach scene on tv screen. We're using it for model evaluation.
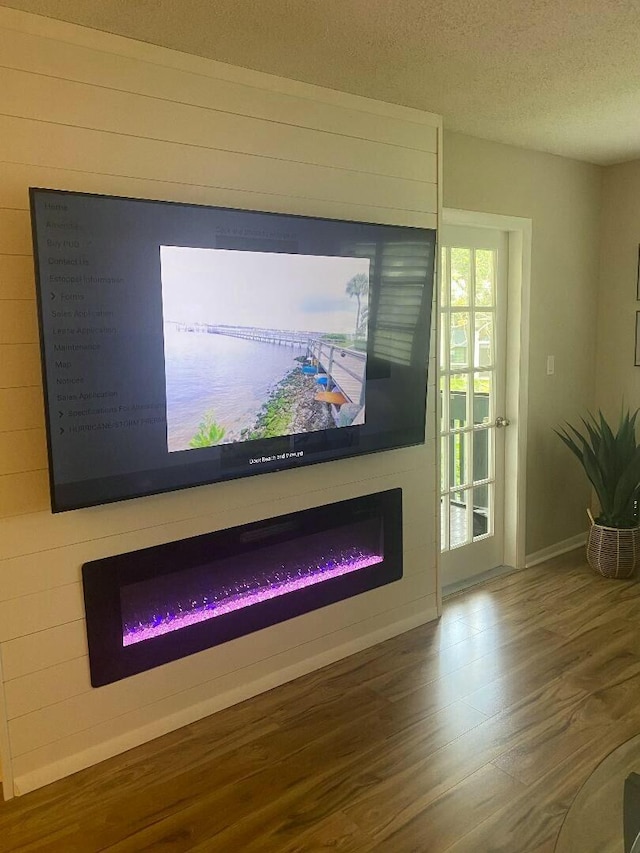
[160,246,370,453]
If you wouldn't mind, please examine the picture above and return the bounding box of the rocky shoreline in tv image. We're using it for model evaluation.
[239,363,334,440]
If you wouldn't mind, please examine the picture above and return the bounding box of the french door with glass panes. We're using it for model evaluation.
[439,225,508,587]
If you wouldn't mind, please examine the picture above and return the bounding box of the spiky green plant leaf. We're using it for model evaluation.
[555,408,640,528]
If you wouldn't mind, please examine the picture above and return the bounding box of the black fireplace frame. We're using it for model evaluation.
[82,489,403,686]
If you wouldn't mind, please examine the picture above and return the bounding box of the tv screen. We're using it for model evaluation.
[30,188,435,512]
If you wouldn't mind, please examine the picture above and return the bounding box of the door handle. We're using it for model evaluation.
[495,416,510,428]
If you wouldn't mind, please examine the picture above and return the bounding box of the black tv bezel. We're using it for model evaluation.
[30,188,435,513]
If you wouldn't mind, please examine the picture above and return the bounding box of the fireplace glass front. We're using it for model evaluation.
[83,488,402,686]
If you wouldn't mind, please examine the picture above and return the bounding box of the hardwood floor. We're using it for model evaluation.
[2,548,640,851]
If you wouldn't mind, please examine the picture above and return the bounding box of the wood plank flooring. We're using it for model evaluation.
[2,548,640,851]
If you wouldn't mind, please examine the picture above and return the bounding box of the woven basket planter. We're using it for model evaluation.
[586,521,640,579]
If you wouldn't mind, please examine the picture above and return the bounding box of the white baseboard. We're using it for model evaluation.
[525,533,586,568]
[12,604,438,797]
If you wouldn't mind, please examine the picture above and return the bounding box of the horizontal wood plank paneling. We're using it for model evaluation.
[5,568,434,722]
[1,620,87,682]
[8,582,436,756]
[0,298,38,344]
[0,5,439,797]
[0,116,437,214]
[0,469,433,604]
[0,67,436,184]
[0,209,31,254]
[0,429,47,475]
[0,254,35,300]
[0,471,49,517]
[0,583,82,647]
[0,386,44,432]
[0,163,437,230]
[0,447,428,561]
[10,594,436,795]
[5,656,88,720]
[0,7,438,125]
[0,27,439,152]
[0,542,433,691]
[0,457,435,569]
[0,344,41,388]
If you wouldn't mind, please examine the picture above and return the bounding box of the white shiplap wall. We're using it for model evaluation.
[0,7,441,797]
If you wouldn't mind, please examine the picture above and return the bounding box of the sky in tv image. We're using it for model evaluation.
[160,246,370,452]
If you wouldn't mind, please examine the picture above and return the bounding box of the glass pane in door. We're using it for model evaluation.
[450,247,471,305]
[473,372,492,425]
[450,312,470,368]
[450,490,469,548]
[475,249,495,306]
[450,373,469,429]
[472,483,491,540]
[440,237,502,555]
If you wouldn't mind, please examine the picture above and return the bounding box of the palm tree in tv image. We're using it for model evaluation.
[345,272,369,341]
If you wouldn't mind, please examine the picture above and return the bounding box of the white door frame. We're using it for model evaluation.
[439,208,531,580]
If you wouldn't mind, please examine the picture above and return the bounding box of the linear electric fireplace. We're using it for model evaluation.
[83,489,402,686]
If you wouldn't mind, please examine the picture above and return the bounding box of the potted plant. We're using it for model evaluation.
[556,409,640,578]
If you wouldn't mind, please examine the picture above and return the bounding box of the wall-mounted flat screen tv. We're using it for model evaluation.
[30,189,435,512]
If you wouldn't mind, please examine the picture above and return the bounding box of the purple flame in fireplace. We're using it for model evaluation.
[122,548,382,646]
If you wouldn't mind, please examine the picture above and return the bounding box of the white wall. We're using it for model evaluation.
[443,131,603,556]
[0,8,440,796]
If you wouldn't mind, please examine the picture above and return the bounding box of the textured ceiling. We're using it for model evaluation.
[3,0,640,164]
